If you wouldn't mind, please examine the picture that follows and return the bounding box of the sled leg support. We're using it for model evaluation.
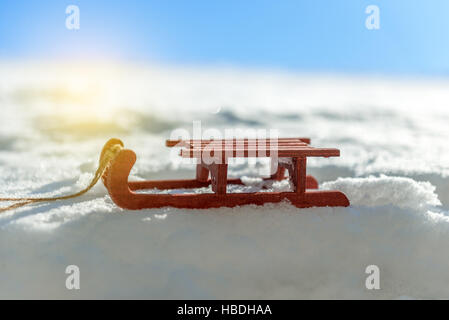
[102,141,350,210]
[267,159,318,189]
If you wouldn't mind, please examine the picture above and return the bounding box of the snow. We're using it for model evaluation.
[1,61,449,298]
[322,175,441,209]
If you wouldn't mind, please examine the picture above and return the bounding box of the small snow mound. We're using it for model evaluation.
[240,176,263,186]
[322,175,441,209]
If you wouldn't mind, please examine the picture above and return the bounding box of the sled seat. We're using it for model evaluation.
[165,138,338,193]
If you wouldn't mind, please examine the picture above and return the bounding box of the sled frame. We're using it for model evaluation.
[102,138,350,210]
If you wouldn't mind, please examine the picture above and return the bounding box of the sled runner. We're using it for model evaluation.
[101,138,350,210]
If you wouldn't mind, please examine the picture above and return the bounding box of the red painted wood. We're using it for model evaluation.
[269,166,286,181]
[104,148,349,209]
[266,159,317,189]
[180,148,340,159]
[203,163,228,194]
[177,141,308,148]
[129,179,211,190]
[196,164,209,182]
[102,138,349,210]
[305,175,319,189]
[296,157,307,195]
[166,137,311,147]
[128,176,318,191]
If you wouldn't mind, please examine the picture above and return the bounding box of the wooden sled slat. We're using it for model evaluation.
[180,148,340,158]
[166,137,311,147]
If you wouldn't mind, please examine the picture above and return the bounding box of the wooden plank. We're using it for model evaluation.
[183,146,317,152]
[201,163,228,194]
[196,164,209,182]
[296,157,307,195]
[166,137,311,147]
[167,137,309,144]
[183,141,308,146]
[181,148,340,157]
[180,148,339,158]
[128,176,319,191]
[182,142,308,150]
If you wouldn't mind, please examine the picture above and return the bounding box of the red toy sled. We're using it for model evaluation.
[101,138,349,210]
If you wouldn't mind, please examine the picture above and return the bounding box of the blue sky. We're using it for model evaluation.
[1,0,449,75]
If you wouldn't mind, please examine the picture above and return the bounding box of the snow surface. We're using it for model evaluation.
[1,62,449,299]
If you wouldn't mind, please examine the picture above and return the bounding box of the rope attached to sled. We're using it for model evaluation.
[0,141,123,213]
